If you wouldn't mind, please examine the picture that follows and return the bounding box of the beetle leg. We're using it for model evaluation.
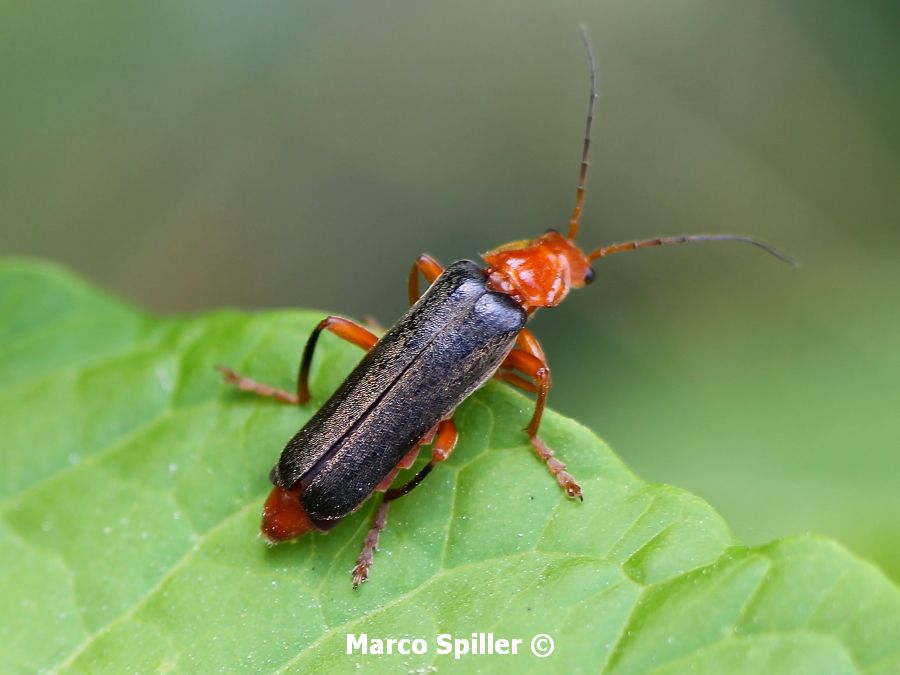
[372,421,440,492]
[218,316,378,406]
[493,328,544,392]
[493,370,538,393]
[383,417,458,499]
[529,435,582,500]
[217,365,300,404]
[408,253,444,305]
[499,347,582,500]
[501,349,551,437]
[297,316,379,404]
[514,328,547,363]
[374,445,422,492]
[352,418,458,588]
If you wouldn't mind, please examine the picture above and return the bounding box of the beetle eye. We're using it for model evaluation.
[584,267,596,284]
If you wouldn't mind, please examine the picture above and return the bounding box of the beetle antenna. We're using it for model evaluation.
[567,24,599,241]
[588,234,799,266]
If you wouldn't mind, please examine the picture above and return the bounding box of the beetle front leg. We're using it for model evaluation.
[408,253,444,305]
[297,316,379,404]
[499,344,582,500]
[352,418,458,588]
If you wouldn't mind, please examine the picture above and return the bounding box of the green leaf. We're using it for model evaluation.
[1,258,898,674]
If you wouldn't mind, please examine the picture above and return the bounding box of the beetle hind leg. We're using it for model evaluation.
[373,443,424,493]
[352,500,391,588]
[351,418,458,588]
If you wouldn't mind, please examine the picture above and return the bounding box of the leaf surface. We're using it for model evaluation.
[1,260,898,674]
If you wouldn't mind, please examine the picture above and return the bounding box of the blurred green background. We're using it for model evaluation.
[3,2,899,580]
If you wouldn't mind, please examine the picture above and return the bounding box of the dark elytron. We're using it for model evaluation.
[274,261,525,522]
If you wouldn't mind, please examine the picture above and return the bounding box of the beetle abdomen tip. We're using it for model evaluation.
[261,485,317,542]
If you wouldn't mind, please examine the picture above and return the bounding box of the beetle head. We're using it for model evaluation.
[482,230,594,310]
